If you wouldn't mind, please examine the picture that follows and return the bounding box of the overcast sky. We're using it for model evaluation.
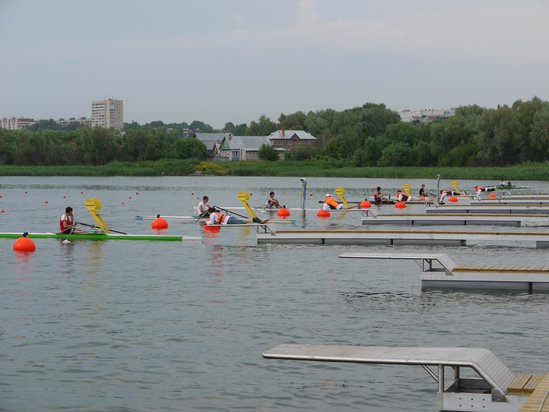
[1,0,548,128]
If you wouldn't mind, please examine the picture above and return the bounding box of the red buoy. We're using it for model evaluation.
[204,224,221,233]
[13,233,36,252]
[151,215,169,230]
[277,207,290,218]
[395,201,406,209]
[448,196,458,202]
[360,200,372,209]
[317,209,331,218]
[489,193,497,199]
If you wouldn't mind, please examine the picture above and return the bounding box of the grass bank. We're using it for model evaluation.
[0,160,548,180]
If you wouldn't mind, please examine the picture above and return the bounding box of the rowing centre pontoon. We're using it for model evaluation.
[471,199,549,206]
[256,229,549,248]
[361,210,549,227]
[503,194,549,200]
[427,206,549,215]
[263,344,549,411]
[339,252,549,292]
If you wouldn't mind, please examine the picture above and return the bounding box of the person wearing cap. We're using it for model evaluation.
[322,194,344,210]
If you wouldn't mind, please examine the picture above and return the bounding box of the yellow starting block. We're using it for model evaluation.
[85,198,110,233]
[238,192,257,220]
[335,187,350,208]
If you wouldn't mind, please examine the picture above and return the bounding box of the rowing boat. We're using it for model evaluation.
[0,232,199,241]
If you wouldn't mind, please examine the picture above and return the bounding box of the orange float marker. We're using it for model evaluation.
[277,207,291,218]
[317,209,331,218]
[151,215,169,230]
[13,233,36,252]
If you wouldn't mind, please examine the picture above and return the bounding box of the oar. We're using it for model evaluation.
[62,227,75,244]
[213,206,262,223]
[194,211,209,223]
[76,221,128,235]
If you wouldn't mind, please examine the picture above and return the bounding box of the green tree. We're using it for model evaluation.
[378,142,415,166]
[171,138,208,159]
[247,115,277,136]
[75,128,118,165]
[223,122,248,135]
[258,144,279,160]
[278,111,306,130]
[286,146,317,160]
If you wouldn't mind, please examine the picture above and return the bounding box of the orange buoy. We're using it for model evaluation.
[360,200,372,209]
[489,192,497,199]
[395,201,406,209]
[204,224,221,233]
[13,233,36,252]
[151,215,169,230]
[317,209,331,218]
[448,196,458,202]
[277,207,290,218]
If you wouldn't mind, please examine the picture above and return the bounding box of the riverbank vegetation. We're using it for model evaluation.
[0,159,548,181]
[1,97,548,179]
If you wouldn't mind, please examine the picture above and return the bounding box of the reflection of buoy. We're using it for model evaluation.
[317,209,330,218]
[360,200,371,209]
[151,215,169,230]
[449,196,458,202]
[204,224,220,233]
[277,207,290,218]
[489,193,497,199]
[395,201,406,209]
[13,233,36,252]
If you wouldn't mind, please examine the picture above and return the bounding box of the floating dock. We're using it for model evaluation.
[264,344,549,412]
[361,212,549,227]
[471,199,549,206]
[256,229,549,248]
[339,252,549,292]
[427,206,549,215]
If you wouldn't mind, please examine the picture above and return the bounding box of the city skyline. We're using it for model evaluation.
[1,0,548,129]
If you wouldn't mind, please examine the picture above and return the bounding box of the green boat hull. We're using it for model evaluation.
[0,232,188,241]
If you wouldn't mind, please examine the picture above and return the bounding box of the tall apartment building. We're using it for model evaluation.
[91,98,124,130]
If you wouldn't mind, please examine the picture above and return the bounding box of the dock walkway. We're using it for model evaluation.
[257,229,549,248]
[264,344,549,411]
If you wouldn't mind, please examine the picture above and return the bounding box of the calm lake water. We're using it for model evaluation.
[2,176,549,412]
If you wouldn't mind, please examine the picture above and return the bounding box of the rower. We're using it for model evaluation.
[59,206,77,234]
[322,194,344,210]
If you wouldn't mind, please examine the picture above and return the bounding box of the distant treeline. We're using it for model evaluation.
[1,97,548,167]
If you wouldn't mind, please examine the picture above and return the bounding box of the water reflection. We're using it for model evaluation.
[85,241,104,277]
[59,240,76,275]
